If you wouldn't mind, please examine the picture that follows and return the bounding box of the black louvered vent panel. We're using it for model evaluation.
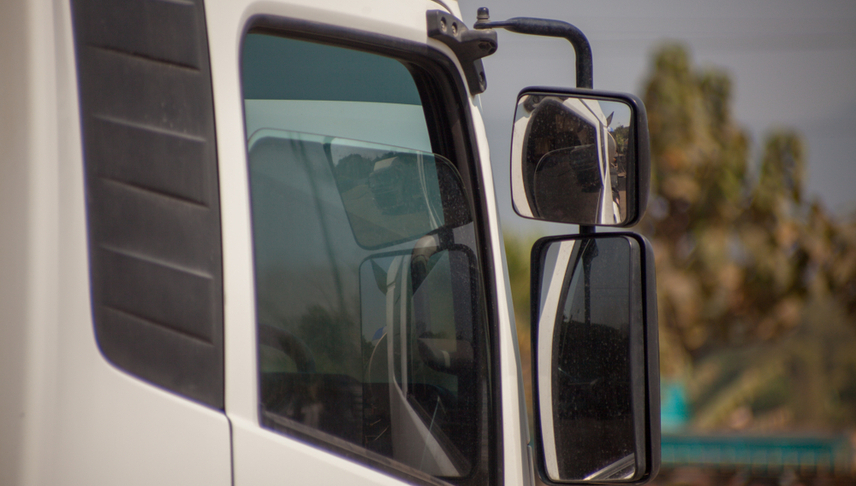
[71,0,224,409]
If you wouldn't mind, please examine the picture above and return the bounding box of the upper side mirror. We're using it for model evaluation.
[511,89,650,227]
[531,233,659,484]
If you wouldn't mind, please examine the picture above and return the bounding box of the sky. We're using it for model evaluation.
[456,0,856,235]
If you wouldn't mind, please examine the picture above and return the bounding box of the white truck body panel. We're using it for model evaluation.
[1,0,233,485]
[1,0,529,485]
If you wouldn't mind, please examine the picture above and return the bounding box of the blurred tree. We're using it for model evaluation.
[498,42,856,436]
[640,43,856,431]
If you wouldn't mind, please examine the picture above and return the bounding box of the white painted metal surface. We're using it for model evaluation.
[1,0,233,484]
[1,0,531,484]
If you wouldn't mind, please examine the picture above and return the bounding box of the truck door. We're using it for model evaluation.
[224,17,500,486]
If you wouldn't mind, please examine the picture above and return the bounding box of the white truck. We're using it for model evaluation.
[0,0,659,485]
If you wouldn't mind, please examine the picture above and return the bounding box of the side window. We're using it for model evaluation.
[242,33,493,485]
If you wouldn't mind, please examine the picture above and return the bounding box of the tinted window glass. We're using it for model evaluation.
[243,34,490,483]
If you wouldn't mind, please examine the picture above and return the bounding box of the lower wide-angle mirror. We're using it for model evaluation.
[531,233,659,484]
[511,88,650,227]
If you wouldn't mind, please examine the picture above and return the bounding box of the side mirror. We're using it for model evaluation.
[531,233,659,484]
[511,89,650,226]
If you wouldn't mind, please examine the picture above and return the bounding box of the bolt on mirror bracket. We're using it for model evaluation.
[473,8,593,89]
[428,10,498,95]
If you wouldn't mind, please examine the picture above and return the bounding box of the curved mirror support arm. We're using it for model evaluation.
[473,11,593,89]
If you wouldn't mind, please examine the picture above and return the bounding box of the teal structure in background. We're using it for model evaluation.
[660,434,853,475]
[659,380,854,475]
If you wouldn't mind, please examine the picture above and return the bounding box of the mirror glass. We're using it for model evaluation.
[535,235,645,482]
[511,93,635,226]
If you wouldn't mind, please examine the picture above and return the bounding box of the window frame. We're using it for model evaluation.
[240,14,503,486]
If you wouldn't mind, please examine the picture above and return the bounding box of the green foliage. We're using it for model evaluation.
[503,234,532,329]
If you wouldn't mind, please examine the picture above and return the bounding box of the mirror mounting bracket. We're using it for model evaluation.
[427,10,498,95]
[473,8,593,89]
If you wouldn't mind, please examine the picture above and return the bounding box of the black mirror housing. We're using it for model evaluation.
[531,233,660,484]
[511,88,650,227]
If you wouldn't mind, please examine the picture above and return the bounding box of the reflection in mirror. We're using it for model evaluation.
[535,235,646,482]
[249,129,470,250]
[511,92,640,226]
[249,124,493,481]
[360,247,479,476]
[244,32,497,482]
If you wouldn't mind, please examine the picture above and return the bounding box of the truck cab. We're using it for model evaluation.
[0,1,658,485]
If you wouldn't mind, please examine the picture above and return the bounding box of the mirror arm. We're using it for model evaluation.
[474,8,593,89]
